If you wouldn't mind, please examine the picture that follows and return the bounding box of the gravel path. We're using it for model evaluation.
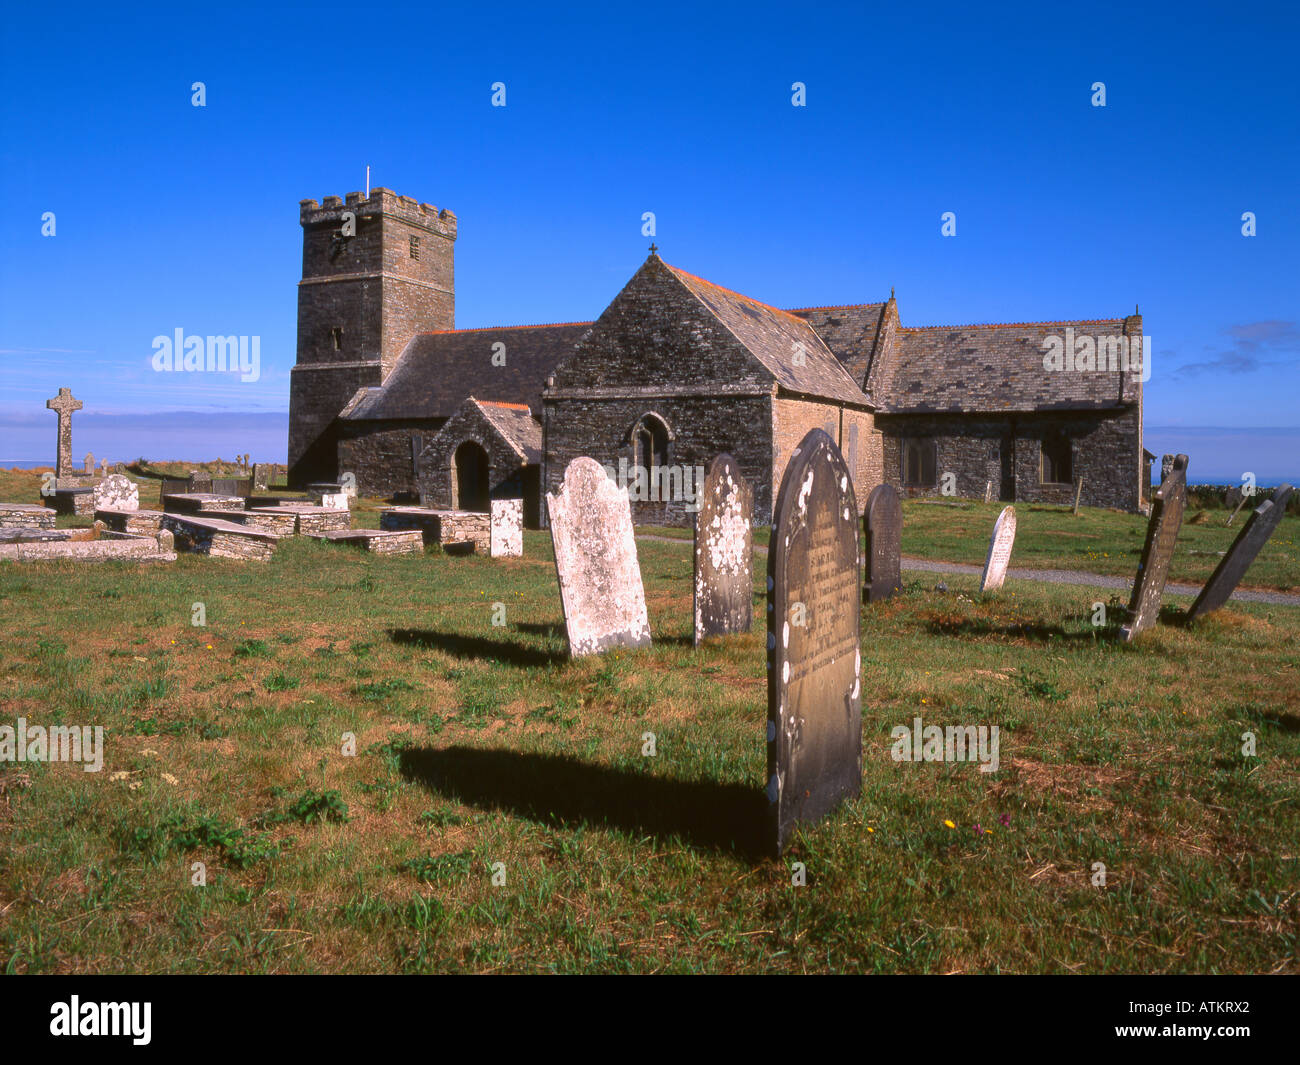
[634,535,1300,608]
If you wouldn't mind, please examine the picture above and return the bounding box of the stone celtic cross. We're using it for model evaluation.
[46,387,83,479]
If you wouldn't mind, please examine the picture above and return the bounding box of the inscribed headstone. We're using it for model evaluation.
[767,429,862,855]
[979,506,1017,593]
[1187,483,1293,621]
[863,483,902,603]
[1120,453,1189,641]
[547,458,651,657]
[693,454,753,644]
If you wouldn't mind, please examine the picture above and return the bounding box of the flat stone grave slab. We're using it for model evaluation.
[96,508,165,535]
[161,513,278,562]
[164,493,245,515]
[0,503,56,529]
[246,494,310,509]
[204,508,298,537]
[313,529,423,555]
[979,505,1017,593]
[380,507,489,554]
[490,498,524,558]
[863,483,902,603]
[1187,482,1293,621]
[0,526,175,564]
[693,453,753,645]
[547,457,651,657]
[253,504,351,535]
[767,429,862,856]
[1119,454,1189,641]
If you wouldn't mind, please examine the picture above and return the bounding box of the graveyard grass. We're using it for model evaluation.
[0,469,1297,973]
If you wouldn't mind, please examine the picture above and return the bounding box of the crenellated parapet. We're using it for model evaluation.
[299,187,457,239]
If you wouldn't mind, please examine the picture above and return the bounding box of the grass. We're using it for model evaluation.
[896,498,1299,591]
[0,509,1297,973]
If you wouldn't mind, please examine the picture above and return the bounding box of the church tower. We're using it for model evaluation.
[288,188,456,485]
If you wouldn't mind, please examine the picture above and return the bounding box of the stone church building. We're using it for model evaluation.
[289,188,1148,525]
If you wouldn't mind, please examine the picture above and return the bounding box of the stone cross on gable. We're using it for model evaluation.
[46,387,83,479]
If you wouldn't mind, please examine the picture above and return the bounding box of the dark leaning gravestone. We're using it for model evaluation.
[1187,483,1294,621]
[863,484,902,603]
[1120,453,1189,642]
[767,429,862,855]
[693,454,753,645]
[547,457,652,658]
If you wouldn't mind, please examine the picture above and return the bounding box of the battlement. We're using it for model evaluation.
[299,187,457,238]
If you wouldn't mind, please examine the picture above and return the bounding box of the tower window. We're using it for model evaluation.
[330,326,344,351]
[901,438,936,487]
[1041,432,1072,484]
[409,236,420,260]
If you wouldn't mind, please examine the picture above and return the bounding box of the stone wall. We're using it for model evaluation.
[771,398,881,515]
[544,394,775,526]
[337,418,445,500]
[876,407,1142,511]
[417,405,528,515]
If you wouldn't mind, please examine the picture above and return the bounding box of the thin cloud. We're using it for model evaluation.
[1172,320,1298,377]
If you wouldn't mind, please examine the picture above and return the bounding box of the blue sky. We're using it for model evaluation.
[1,0,1296,477]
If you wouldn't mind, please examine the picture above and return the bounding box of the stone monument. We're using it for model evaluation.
[693,454,753,645]
[1120,453,1189,641]
[1187,483,1293,621]
[979,505,1017,593]
[45,387,82,480]
[766,429,862,855]
[547,457,652,657]
[863,483,902,603]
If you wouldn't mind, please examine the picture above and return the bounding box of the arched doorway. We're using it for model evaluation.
[453,441,490,511]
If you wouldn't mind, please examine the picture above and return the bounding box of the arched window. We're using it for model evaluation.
[453,440,490,511]
[632,414,670,473]
[1041,432,1072,485]
[901,438,936,487]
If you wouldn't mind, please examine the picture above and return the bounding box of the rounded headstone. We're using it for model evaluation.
[767,429,862,855]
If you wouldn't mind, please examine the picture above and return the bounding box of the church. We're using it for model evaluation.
[288,188,1150,526]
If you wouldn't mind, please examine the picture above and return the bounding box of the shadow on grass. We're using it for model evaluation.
[387,628,566,669]
[923,617,1112,644]
[512,621,566,638]
[400,746,769,860]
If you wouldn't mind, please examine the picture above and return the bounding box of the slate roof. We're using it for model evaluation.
[787,303,887,384]
[341,322,592,422]
[663,263,872,408]
[474,399,543,464]
[878,319,1141,413]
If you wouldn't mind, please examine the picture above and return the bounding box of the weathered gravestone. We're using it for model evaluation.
[251,463,271,491]
[84,452,94,475]
[1119,453,1189,642]
[767,429,862,855]
[45,387,82,479]
[547,457,651,657]
[490,498,523,558]
[693,454,753,645]
[979,505,1017,593]
[1187,483,1293,621]
[863,484,902,603]
[92,473,139,512]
